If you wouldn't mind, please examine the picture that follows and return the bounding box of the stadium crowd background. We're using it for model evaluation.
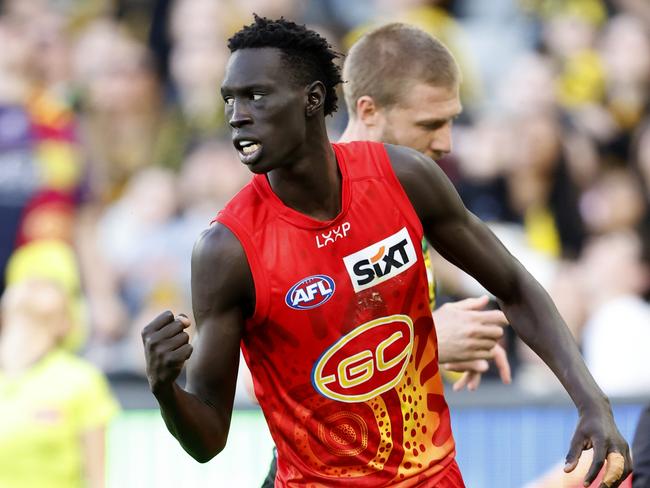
[1,0,650,486]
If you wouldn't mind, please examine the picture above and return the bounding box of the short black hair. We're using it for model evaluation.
[228,15,342,116]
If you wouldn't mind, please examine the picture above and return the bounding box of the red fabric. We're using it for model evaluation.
[216,141,462,487]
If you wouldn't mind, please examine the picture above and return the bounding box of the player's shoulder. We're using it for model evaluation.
[384,143,435,175]
[383,144,461,220]
[193,223,246,268]
[192,222,254,312]
[383,143,445,193]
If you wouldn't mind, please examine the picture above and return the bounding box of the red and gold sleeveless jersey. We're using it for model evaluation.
[216,141,463,487]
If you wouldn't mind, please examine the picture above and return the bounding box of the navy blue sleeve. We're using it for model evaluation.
[633,404,650,488]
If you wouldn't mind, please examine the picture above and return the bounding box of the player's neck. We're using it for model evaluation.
[339,117,378,143]
[266,129,342,221]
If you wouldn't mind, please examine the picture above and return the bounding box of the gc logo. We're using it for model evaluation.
[311,315,414,403]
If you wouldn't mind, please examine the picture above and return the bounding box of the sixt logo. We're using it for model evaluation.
[316,222,351,248]
[342,227,418,292]
[285,275,336,310]
[311,314,414,403]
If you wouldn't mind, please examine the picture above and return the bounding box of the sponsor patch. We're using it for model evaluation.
[285,274,335,310]
[312,314,414,403]
[342,227,417,292]
[316,222,351,248]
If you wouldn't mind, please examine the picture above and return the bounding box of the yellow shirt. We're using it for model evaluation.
[0,349,119,488]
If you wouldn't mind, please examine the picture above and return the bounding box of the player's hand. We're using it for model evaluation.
[564,407,631,487]
[444,343,512,391]
[142,310,193,394]
[434,295,509,363]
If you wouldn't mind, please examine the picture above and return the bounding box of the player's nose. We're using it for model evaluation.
[430,126,452,156]
[229,101,253,129]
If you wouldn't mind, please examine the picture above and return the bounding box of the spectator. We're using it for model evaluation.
[579,230,650,396]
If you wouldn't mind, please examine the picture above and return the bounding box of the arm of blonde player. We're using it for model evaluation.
[433,294,511,391]
[445,343,511,391]
[434,295,509,363]
[80,426,107,488]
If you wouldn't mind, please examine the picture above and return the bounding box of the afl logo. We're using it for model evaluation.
[312,314,414,403]
[285,275,336,310]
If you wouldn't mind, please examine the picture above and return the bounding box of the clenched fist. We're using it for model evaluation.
[142,310,193,393]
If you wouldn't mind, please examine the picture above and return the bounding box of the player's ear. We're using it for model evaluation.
[305,81,326,116]
[356,96,381,127]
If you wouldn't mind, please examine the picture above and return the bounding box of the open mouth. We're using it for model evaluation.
[239,140,261,154]
[234,139,263,164]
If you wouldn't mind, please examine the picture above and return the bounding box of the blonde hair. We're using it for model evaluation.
[343,23,460,115]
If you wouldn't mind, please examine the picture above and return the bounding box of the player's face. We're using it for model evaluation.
[377,82,462,160]
[221,47,308,174]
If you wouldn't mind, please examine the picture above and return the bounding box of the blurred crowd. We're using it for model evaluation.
[1,0,650,405]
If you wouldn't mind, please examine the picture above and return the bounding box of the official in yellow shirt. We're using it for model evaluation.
[0,279,119,488]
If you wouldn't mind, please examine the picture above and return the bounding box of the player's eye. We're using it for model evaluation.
[421,122,444,131]
[252,93,264,101]
[224,97,234,106]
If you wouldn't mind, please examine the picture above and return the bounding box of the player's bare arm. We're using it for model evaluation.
[387,143,632,487]
[141,223,253,462]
